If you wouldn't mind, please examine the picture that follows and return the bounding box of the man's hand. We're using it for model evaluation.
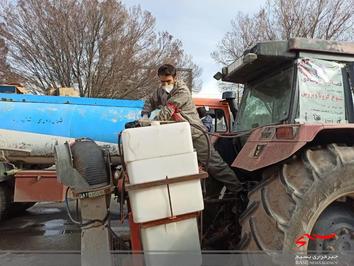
[125,114,152,129]
[138,117,151,127]
[125,120,140,129]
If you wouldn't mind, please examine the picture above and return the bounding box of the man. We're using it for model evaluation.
[142,64,242,195]
[197,106,213,132]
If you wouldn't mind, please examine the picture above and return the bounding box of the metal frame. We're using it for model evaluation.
[125,172,208,192]
[127,171,207,251]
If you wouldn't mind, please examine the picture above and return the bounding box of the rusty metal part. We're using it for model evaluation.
[233,124,354,171]
[14,170,67,202]
[128,212,142,251]
[165,175,175,218]
[140,212,199,229]
[125,172,208,192]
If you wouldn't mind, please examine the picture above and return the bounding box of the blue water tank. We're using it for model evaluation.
[0,93,144,164]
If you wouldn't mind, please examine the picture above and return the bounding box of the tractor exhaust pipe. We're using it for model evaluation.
[222,91,238,121]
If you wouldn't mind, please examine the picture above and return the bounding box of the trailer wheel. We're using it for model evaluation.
[0,184,11,221]
[239,144,354,252]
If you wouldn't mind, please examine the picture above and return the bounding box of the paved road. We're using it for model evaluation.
[0,202,81,250]
[0,199,133,266]
[0,199,128,251]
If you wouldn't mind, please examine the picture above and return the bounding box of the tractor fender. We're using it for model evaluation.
[232,124,354,171]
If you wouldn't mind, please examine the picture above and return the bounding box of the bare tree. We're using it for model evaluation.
[0,37,10,81]
[212,0,354,65]
[0,36,22,83]
[0,0,201,98]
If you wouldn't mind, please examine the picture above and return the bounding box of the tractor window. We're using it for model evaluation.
[214,109,227,132]
[347,62,354,108]
[197,107,227,132]
[235,67,293,131]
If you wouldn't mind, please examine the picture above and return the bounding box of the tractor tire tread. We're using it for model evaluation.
[240,144,354,251]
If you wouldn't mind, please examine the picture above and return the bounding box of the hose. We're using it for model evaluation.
[204,130,250,138]
[64,187,81,225]
[175,116,282,170]
[197,120,283,139]
[117,132,127,223]
[118,132,127,173]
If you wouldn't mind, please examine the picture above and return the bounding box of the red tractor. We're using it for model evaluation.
[211,38,354,252]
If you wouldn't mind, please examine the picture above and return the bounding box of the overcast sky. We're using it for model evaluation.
[123,0,266,97]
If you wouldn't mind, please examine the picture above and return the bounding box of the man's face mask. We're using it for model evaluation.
[159,75,176,93]
[161,84,174,93]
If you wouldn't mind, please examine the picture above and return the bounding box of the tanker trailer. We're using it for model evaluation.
[0,92,144,220]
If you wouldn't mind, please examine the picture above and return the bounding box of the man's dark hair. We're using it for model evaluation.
[158,64,177,77]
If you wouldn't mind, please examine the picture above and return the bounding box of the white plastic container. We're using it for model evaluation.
[122,122,193,162]
[126,152,199,184]
[127,152,204,223]
[129,179,204,223]
[140,217,201,251]
[141,218,202,266]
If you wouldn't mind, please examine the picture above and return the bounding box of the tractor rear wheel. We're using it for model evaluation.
[239,144,354,252]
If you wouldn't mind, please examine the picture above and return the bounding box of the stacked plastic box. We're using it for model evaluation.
[122,122,204,253]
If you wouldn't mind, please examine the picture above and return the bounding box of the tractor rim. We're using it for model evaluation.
[304,189,354,252]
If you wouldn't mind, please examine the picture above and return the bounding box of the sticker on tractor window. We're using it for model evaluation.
[297,58,346,124]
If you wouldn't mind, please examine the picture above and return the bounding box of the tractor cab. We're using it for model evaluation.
[215,38,354,132]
